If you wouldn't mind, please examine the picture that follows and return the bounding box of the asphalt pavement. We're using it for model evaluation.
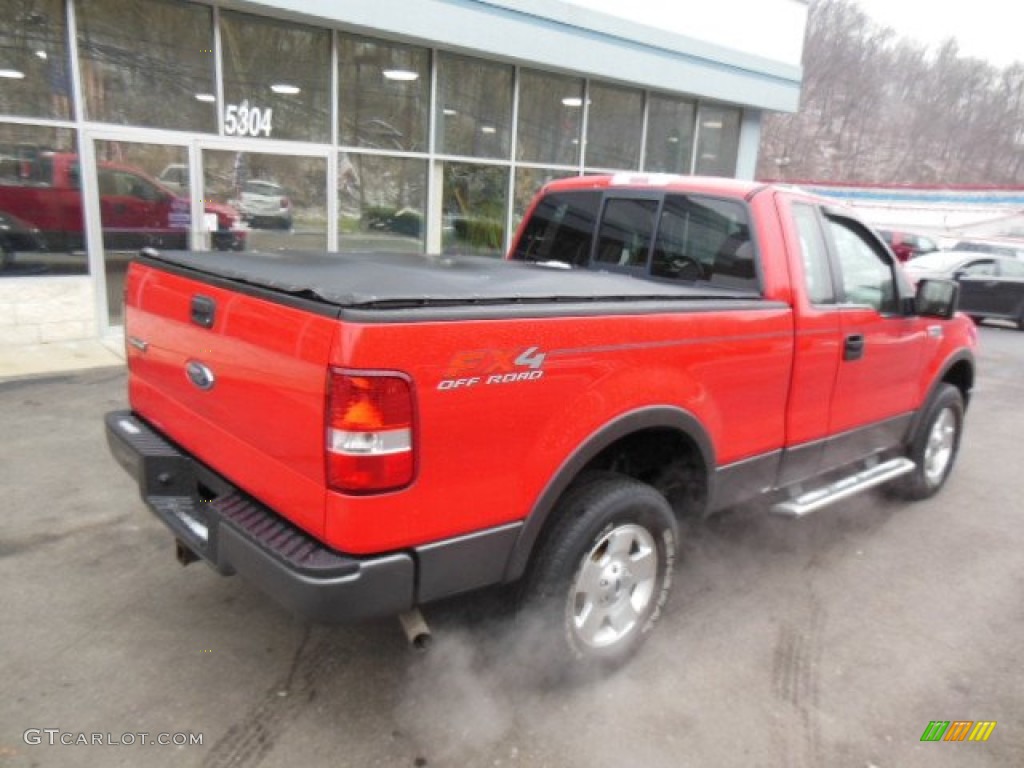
[0,325,1022,767]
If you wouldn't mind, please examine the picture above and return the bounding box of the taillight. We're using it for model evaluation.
[326,369,415,493]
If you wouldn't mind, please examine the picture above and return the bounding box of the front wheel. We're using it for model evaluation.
[891,383,964,500]
[519,472,677,678]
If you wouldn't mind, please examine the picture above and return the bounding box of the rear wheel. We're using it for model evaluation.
[891,383,964,500]
[520,472,677,678]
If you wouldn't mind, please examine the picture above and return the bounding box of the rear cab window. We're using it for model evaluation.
[513,187,760,293]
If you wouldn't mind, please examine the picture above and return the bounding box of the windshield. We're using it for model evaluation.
[243,181,282,195]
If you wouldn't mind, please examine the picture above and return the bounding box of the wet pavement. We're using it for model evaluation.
[1,325,1021,767]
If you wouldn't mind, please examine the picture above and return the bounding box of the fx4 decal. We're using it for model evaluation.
[438,346,546,390]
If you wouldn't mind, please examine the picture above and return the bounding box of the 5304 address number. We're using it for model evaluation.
[223,100,273,138]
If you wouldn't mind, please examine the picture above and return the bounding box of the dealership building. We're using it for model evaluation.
[0,0,807,345]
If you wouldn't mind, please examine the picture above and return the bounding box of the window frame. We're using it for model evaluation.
[791,202,838,306]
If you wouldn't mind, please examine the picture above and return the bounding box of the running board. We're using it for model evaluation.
[771,458,915,517]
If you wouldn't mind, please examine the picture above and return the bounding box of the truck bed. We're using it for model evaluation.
[141,248,760,312]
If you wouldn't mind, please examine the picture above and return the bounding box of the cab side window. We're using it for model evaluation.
[824,217,897,313]
[961,260,996,277]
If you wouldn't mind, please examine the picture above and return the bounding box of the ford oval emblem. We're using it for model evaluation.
[185,360,216,391]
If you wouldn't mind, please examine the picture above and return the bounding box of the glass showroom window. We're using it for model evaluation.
[442,162,509,257]
[0,0,72,120]
[695,104,742,177]
[435,53,512,160]
[220,11,330,143]
[339,153,427,253]
[93,139,191,325]
[516,69,583,167]
[203,149,326,251]
[338,35,429,152]
[585,82,643,171]
[76,0,215,132]
[0,123,82,276]
[645,93,696,174]
[513,167,577,226]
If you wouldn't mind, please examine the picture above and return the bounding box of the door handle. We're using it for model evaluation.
[844,334,865,361]
[191,295,216,328]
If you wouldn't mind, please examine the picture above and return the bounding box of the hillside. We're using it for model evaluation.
[757,0,1024,185]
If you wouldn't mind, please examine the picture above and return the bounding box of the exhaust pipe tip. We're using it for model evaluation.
[398,608,432,651]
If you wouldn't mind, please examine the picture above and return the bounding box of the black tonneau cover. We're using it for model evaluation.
[142,249,756,309]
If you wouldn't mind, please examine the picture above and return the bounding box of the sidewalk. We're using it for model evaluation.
[0,332,125,380]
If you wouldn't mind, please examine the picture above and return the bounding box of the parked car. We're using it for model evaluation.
[876,228,939,262]
[956,257,1024,329]
[232,179,292,230]
[903,250,1024,328]
[157,163,189,194]
[949,237,1024,260]
[0,210,45,270]
[903,250,1005,282]
[0,152,245,252]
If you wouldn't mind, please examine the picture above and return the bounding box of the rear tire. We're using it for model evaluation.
[519,472,677,680]
[891,383,964,500]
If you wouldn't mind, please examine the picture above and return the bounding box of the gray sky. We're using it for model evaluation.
[854,0,1020,68]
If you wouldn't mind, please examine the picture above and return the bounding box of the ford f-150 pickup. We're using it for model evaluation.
[105,174,976,673]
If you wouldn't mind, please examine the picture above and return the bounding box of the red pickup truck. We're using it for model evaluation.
[105,174,975,673]
[0,151,244,256]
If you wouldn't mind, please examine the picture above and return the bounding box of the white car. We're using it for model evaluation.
[157,164,189,194]
[233,180,292,230]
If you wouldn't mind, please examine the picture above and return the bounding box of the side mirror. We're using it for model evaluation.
[952,270,966,281]
[915,278,959,319]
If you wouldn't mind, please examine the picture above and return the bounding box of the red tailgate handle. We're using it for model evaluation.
[191,295,216,329]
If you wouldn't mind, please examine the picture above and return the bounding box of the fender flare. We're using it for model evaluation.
[906,348,976,443]
[501,406,714,582]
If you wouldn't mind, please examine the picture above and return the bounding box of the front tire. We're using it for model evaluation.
[520,472,677,678]
[892,383,964,500]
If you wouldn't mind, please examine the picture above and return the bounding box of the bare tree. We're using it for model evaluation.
[758,0,1024,185]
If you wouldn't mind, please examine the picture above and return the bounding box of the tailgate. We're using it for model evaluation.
[123,259,340,539]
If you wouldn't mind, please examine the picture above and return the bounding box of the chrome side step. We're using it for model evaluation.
[771,458,915,517]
